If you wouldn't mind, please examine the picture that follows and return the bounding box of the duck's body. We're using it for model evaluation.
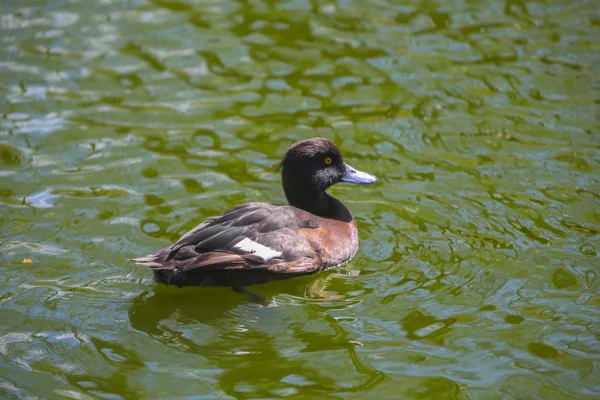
[135,199,357,288]
[132,138,376,292]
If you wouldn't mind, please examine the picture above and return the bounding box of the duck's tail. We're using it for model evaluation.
[129,248,170,269]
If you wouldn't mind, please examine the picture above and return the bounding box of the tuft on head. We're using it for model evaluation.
[276,137,342,172]
[282,137,341,163]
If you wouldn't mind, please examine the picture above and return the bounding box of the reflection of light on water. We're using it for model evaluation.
[230,324,248,333]
[108,217,139,225]
[25,190,57,208]
[295,267,362,301]
[2,112,66,136]
[413,322,447,338]
[4,241,67,256]
[0,332,32,355]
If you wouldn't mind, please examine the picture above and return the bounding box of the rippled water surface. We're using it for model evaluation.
[1,0,600,398]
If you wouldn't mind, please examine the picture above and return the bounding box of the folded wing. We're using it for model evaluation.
[131,203,320,274]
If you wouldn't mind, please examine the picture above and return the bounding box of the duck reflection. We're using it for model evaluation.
[128,270,385,397]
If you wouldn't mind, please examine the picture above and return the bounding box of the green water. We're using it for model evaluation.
[1,0,599,398]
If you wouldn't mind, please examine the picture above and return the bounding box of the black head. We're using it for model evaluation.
[279,138,377,214]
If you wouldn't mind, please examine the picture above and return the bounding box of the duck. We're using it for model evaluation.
[131,137,377,295]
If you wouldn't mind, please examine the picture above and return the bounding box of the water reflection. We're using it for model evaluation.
[1,0,599,398]
[129,273,385,397]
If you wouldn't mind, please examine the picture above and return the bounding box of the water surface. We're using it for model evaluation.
[1,0,599,398]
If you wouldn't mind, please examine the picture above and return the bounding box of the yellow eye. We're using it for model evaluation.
[324,157,332,165]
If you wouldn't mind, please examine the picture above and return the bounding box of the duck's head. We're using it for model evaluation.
[279,138,377,214]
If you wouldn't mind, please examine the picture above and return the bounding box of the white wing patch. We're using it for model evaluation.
[233,238,282,261]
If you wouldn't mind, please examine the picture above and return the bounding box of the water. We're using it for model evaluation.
[1,0,599,398]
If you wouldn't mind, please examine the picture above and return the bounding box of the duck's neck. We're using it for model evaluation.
[284,185,334,217]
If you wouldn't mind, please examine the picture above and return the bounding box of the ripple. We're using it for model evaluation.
[1,0,599,398]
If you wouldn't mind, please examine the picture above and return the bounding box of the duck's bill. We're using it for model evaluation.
[341,163,378,184]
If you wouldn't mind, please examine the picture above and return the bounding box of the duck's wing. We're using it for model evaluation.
[131,203,320,274]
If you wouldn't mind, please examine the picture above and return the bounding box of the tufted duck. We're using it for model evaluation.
[131,138,377,293]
